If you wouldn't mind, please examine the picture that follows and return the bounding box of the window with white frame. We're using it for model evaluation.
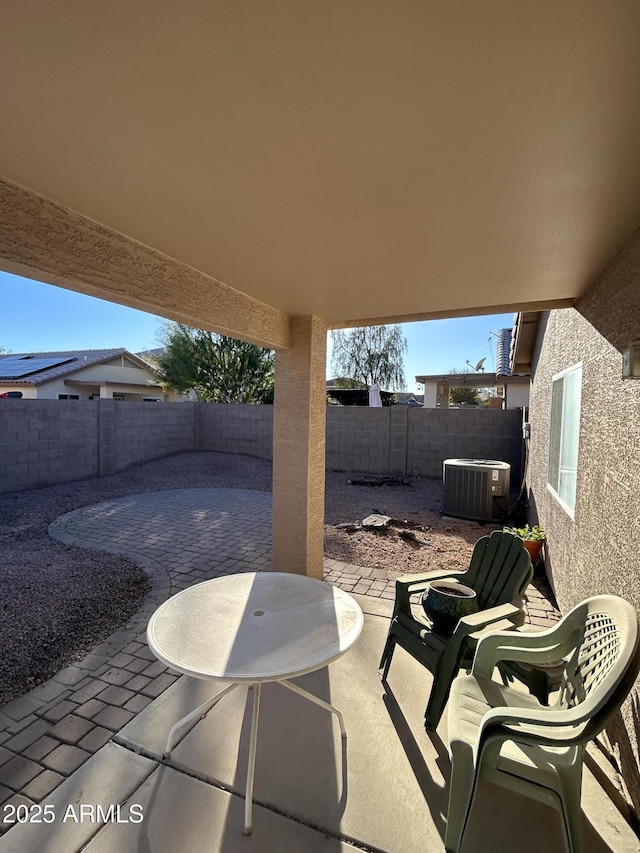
[548,363,582,516]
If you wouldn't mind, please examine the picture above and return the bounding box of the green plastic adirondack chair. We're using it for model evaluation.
[379,530,533,730]
[445,595,640,853]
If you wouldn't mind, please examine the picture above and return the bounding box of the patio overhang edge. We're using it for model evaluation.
[0,177,291,352]
[329,300,575,330]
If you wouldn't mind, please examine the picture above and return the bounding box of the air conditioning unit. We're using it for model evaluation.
[442,459,510,522]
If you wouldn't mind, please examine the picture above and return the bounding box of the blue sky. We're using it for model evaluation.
[1,271,513,394]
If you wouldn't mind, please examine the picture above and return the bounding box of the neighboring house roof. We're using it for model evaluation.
[395,393,425,405]
[137,347,166,361]
[0,349,154,386]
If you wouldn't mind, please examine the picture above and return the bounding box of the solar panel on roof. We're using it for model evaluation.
[0,356,76,379]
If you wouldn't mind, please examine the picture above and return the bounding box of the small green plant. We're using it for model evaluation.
[503,523,546,541]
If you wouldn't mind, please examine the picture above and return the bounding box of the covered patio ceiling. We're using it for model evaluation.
[2,1,640,328]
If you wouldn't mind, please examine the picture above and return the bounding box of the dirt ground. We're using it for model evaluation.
[324,470,492,575]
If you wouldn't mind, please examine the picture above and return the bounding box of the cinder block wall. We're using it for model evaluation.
[114,402,197,473]
[407,408,524,479]
[325,406,523,478]
[0,401,523,493]
[0,399,99,492]
[325,407,392,473]
[198,403,273,459]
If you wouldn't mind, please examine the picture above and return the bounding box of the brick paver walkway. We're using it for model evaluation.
[0,488,560,831]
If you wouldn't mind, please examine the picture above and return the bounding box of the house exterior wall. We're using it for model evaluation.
[67,362,156,385]
[528,297,640,810]
[504,382,530,410]
[28,377,83,399]
[0,385,36,399]
[528,308,640,608]
[0,361,162,400]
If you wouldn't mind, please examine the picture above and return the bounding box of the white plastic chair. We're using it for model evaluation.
[444,595,640,853]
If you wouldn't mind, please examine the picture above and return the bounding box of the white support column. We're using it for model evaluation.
[272,316,327,578]
[423,381,438,408]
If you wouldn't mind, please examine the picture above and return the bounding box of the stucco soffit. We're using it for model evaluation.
[0,178,291,351]
[511,312,542,373]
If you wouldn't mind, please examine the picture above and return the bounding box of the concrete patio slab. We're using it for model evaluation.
[115,615,444,851]
[0,743,155,853]
[1,608,637,852]
[83,765,362,853]
[110,600,639,853]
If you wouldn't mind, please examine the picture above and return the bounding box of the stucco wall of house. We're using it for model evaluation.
[527,238,640,815]
[26,377,84,399]
[0,385,36,399]
[528,308,640,610]
[42,362,162,400]
[504,382,530,410]
[68,362,157,385]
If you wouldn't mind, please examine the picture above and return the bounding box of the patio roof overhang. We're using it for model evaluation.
[1,1,640,329]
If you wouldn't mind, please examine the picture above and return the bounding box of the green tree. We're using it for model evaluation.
[450,386,482,406]
[330,325,407,391]
[155,323,274,403]
[447,367,494,406]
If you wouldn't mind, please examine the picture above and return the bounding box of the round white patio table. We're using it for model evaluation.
[147,571,364,835]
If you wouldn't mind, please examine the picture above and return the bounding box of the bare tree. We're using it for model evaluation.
[330,325,407,391]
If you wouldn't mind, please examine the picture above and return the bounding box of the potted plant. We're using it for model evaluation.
[503,523,546,564]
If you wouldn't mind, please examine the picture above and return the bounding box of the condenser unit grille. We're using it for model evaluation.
[442,459,510,522]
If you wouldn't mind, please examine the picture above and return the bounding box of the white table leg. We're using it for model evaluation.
[244,682,261,835]
[278,679,347,737]
[164,682,240,758]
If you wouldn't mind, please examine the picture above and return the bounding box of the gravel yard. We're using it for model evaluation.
[0,452,489,705]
